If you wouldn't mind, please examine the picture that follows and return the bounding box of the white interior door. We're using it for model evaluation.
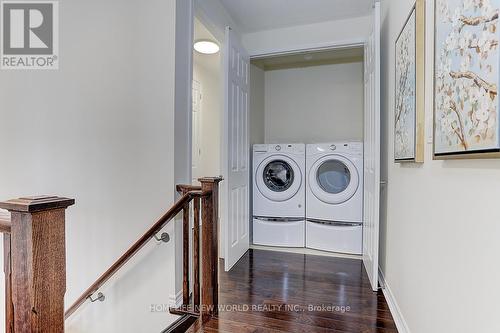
[363,1,381,292]
[192,80,202,184]
[223,27,250,271]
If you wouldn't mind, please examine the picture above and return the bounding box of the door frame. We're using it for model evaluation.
[250,37,381,280]
[248,39,367,232]
[248,38,366,60]
[238,39,371,263]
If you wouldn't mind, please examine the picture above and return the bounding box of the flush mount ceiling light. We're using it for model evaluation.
[194,39,220,55]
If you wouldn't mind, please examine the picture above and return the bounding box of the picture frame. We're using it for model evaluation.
[433,0,500,159]
[394,0,425,163]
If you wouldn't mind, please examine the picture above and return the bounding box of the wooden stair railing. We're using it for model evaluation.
[172,178,222,323]
[176,184,203,309]
[64,188,210,319]
[65,176,222,324]
[0,176,222,333]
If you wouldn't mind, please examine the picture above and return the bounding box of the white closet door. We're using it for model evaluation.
[363,1,381,292]
[223,27,250,271]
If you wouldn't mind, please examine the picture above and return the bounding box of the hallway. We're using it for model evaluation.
[188,249,397,332]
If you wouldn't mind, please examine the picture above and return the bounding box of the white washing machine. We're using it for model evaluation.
[253,143,305,247]
[306,142,363,254]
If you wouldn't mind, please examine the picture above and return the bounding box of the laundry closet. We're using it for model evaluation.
[249,48,365,255]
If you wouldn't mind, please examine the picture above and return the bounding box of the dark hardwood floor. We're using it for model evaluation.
[188,249,397,333]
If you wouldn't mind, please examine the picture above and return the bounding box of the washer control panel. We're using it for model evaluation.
[307,142,363,156]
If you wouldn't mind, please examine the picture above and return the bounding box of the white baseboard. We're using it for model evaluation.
[250,244,362,260]
[169,290,183,308]
[378,268,411,333]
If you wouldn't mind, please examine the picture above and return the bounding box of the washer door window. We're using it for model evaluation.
[256,155,302,202]
[309,155,359,204]
[263,160,294,192]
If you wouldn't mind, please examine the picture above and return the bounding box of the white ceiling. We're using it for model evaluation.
[219,0,373,33]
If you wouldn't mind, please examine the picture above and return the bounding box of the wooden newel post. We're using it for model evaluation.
[199,177,222,322]
[0,196,75,333]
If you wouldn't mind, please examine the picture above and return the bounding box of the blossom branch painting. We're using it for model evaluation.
[395,1,425,163]
[434,0,500,158]
[395,7,417,161]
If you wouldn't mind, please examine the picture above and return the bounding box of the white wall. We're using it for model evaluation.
[243,16,370,57]
[193,52,222,177]
[0,0,184,331]
[173,0,194,299]
[380,1,500,332]
[264,62,364,144]
[250,64,266,145]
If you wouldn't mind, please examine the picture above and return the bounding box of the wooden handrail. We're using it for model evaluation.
[176,184,202,193]
[64,189,211,319]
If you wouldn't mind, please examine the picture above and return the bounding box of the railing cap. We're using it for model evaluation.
[0,195,75,213]
[198,176,224,183]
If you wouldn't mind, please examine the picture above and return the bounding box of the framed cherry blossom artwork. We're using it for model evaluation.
[395,1,425,163]
[434,0,500,159]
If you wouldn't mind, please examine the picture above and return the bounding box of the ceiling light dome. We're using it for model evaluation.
[194,39,220,55]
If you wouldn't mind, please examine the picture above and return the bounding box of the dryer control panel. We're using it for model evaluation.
[307,142,363,156]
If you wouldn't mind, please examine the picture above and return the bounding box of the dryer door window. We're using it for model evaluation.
[317,160,351,194]
[263,160,294,192]
[309,154,359,204]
